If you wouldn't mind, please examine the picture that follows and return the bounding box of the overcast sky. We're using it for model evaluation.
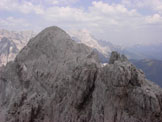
[0,0,162,46]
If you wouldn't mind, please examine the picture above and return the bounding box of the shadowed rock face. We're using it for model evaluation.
[0,26,162,122]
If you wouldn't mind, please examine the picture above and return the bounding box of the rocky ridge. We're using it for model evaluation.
[0,26,162,122]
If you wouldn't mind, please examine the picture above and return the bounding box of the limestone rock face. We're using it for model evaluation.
[0,26,162,122]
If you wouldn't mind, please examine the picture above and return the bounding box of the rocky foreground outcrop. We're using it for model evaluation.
[0,26,162,122]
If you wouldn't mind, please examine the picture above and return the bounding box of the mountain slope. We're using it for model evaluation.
[0,28,162,89]
[131,59,162,87]
[0,26,162,122]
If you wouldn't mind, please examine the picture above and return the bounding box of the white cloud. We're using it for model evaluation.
[0,17,31,30]
[146,14,162,24]
[41,1,146,33]
[48,0,79,5]
[122,0,162,14]
[0,0,162,46]
[0,0,44,14]
[33,1,154,45]
[91,1,128,14]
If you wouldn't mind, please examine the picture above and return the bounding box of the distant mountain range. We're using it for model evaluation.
[1,28,161,63]
[0,28,161,87]
[69,30,162,61]
[69,30,112,57]
[70,30,162,87]
[0,37,19,66]
[122,44,162,60]
[0,29,34,66]
[69,30,121,62]
[131,59,162,87]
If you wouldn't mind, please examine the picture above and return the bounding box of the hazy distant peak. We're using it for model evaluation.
[69,29,111,56]
[0,29,35,67]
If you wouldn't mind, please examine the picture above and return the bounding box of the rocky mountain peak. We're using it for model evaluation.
[0,26,162,122]
[36,26,71,41]
[25,26,71,50]
[15,26,98,64]
[109,51,128,64]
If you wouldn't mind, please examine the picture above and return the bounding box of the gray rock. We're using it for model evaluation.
[0,26,162,122]
[109,51,128,64]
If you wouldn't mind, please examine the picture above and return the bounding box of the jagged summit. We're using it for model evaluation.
[109,51,128,64]
[0,26,162,122]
